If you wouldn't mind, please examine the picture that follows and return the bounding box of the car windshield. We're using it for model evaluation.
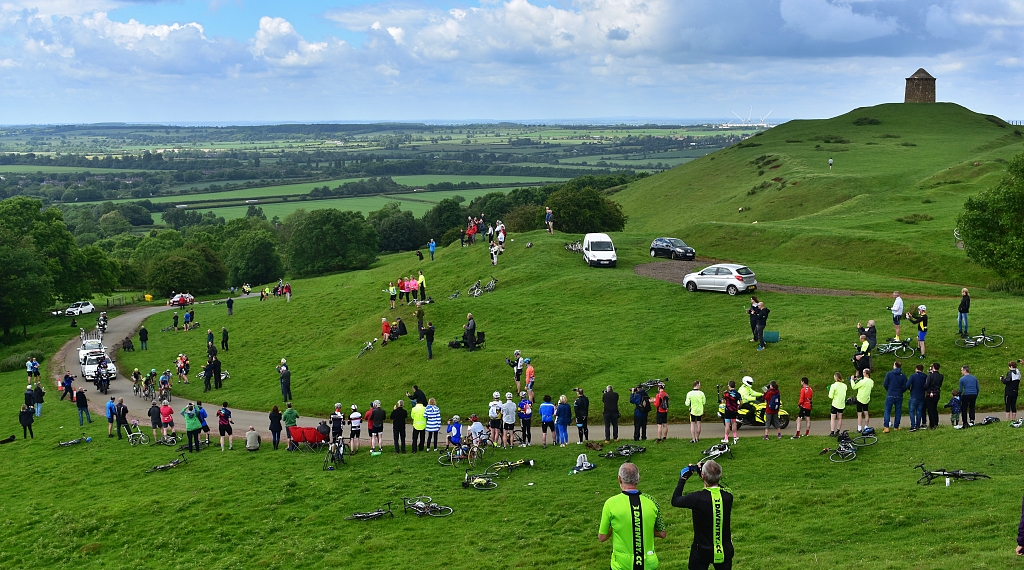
[85,355,104,365]
[591,241,614,252]
[736,267,754,276]
[667,239,688,248]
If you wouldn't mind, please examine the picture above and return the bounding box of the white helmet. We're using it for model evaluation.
[742,376,754,387]
[918,305,926,312]
[493,391,501,399]
[505,392,513,399]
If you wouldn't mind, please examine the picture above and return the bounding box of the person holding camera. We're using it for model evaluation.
[507,351,525,393]
[672,460,734,570]
[602,385,620,444]
[573,388,590,444]
[630,387,652,441]
[598,463,666,570]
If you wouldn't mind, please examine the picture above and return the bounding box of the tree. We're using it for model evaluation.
[178,244,227,294]
[422,198,466,240]
[288,209,378,277]
[227,230,283,285]
[0,230,52,336]
[957,153,1024,277]
[116,203,154,226]
[146,255,203,297]
[0,197,91,302]
[81,245,120,294]
[545,186,627,234]
[368,202,428,252]
[245,205,267,220]
[98,211,131,237]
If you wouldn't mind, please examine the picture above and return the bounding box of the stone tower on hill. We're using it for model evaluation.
[905,68,936,103]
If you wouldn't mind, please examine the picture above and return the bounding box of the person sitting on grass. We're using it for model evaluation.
[245,426,261,452]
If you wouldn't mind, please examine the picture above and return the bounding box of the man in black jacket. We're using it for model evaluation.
[212,356,223,390]
[857,320,877,351]
[406,385,427,406]
[923,363,944,429]
[603,385,620,443]
[76,388,92,426]
[139,325,148,350]
[24,384,34,409]
[672,460,734,570]
[115,398,129,440]
[573,388,590,444]
[424,323,435,360]
[463,313,476,352]
[391,400,408,454]
[754,302,770,351]
[202,360,214,392]
[221,327,229,351]
[148,400,162,441]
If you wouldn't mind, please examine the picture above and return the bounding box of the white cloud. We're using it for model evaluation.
[250,16,332,67]
[779,0,900,42]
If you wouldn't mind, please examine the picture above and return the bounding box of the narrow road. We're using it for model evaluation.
[51,299,848,445]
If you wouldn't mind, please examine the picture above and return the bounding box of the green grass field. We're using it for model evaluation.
[6,102,1024,568]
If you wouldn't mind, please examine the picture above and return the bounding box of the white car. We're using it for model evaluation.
[582,233,617,268]
[65,301,96,316]
[80,350,116,381]
[682,264,757,296]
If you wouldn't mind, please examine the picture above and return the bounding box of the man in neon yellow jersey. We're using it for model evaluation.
[599,462,666,569]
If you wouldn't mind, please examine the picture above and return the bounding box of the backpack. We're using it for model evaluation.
[638,392,651,413]
[660,393,670,411]
[767,392,780,412]
[488,403,501,420]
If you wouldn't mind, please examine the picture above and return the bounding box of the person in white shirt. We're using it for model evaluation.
[889,291,905,341]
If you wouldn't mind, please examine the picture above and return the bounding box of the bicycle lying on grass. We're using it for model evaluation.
[701,443,733,461]
[954,327,1004,349]
[821,430,877,463]
[402,496,453,517]
[176,439,210,452]
[449,290,460,299]
[463,469,498,490]
[357,338,378,358]
[346,502,394,521]
[565,240,582,253]
[875,337,916,359]
[485,459,534,477]
[599,444,646,460]
[146,453,188,473]
[153,433,179,446]
[914,463,990,485]
[439,442,485,467]
[56,433,91,448]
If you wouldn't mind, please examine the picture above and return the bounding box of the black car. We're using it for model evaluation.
[649,237,695,260]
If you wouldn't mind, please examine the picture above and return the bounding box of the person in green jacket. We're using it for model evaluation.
[282,402,300,451]
[181,402,203,453]
[850,370,874,433]
[828,373,848,437]
[411,401,427,453]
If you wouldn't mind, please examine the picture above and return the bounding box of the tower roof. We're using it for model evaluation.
[908,68,934,79]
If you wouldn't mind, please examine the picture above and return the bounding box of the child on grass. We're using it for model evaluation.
[944,390,962,427]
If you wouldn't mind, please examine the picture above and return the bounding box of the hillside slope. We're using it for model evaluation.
[614,103,1024,284]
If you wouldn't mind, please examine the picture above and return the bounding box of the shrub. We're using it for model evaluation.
[988,278,1024,296]
[922,198,933,204]
[505,205,544,233]
[880,134,901,138]
[785,140,802,143]
[853,117,881,126]
[895,213,934,224]
[902,142,917,147]
[0,350,44,373]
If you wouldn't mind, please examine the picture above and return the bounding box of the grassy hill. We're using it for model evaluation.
[614,103,1024,285]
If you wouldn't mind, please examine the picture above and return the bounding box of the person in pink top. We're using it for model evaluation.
[159,400,175,439]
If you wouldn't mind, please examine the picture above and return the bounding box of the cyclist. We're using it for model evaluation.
[737,376,762,419]
[685,381,706,443]
[131,368,142,395]
[466,413,486,447]
[599,463,666,570]
[348,404,363,452]
[330,403,346,441]
[501,393,518,448]
[672,460,733,570]
[524,358,536,402]
[517,391,533,447]
[793,377,813,439]
[850,370,874,433]
[507,350,525,393]
[905,305,928,360]
[721,381,740,444]
[828,373,848,437]
[158,370,172,400]
[487,391,503,446]
[445,414,462,451]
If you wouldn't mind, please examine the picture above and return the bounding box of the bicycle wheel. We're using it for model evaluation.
[851,435,877,447]
[405,496,432,507]
[983,334,1004,348]
[145,467,158,473]
[437,453,454,466]
[954,337,971,348]
[345,512,381,521]
[485,462,505,476]
[893,345,915,358]
[472,480,497,490]
[958,473,991,481]
[427,505,453,517]
[468,447,483,468]
[916,474,935,486]
[829,449,856,463]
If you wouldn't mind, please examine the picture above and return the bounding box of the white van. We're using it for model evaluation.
[582,233,617,268]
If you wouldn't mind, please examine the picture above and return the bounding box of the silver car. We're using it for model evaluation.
[682,264,757,296]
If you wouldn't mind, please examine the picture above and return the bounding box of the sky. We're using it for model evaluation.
[0,0,1021,124]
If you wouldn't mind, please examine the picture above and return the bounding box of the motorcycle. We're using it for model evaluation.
[716,384,790,429]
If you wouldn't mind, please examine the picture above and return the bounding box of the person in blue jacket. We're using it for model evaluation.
[882,361,908,433]
[105,396,117,438]
[538,395,556,449]
[957,365,980,428]
[428,239,436,261]
[554,395,572,447]
[907,364,928,431]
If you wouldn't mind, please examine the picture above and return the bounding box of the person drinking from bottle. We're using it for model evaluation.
[672,459,734,570]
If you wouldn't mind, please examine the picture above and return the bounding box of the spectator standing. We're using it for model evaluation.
[945,390,962,427]
[348,405,362,453]
[746,296,760,342]
[417,270,426,299]
[599,463,666,570]
[207,328,214,346]
[147,400,161,441]
[888,291,904,340]
[32,382,44,416]
[196,401,211,444]
[554,395,571,447]
[907,364,928,431]
[411,400,426,453]
[923,363,944,429]
[487,391,503,445]
[828,373,848,436]
[105,396,116,438]
[172,312,179,331]
[671,460,733,570]
[277,359,292,401]
[424,322,435,360]
[19,404,34,439]
[159,400,175,439]
[652,385,670,443]
[958,288,970,338]
[414,303,425,340]
[464,313,476,352]
[226,297,233,316]
[391,400,408,454]
[793,377,813,438]
[424,398,441,452]
[330,404,346,441]
[762,381,782,439]
[370,401,386,454]
[387,282,397,310]
[545,207,554,234]
[502,393,518,448]
[212,356,223,389]
[958,365,980,428]
[517,392,533,447]
[603,385,620,443]
[905,305,928,360]
[202,360,213,392]
[685,381,706,443]
[573,388,590,444]
[428,238,436,261]
[850,371,874,433]
[60,372,74,401]
[218,401,235,451]
[721,381,740,444]
[139,325,148,350]
[755,302,770,351]
[630,387,651,442]
[182,403,202,453]
[23,384,34,411]
[115,398,129,440]
[1003,361,1021,422]
[284,282,291,302]
[266,405,282,448]
[882,362,908,433]
[539,395,556,448]
[524,358,536,402]
[221,327,229,351]
[489,243,499,266]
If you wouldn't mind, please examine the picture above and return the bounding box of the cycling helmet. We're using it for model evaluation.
[523,358,530,364]
[519,391,527,398]
[151,369,157,374]
[862,426,876,436]
[335,403,342,409]
[918,305,926,312]
[134,368,139,372]
[452,415,461,422]
[505,392,513,399]
[372,400,380,408]
[470,414,479,421]
[351,404,358,411]
[514,350,521,356]
[742,376,754,387]
[493,391,501,399]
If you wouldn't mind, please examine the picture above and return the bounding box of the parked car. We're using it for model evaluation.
[650,237,696,260]
[168,293,195,307]
[682,264,757,296]
[64,301,96,316]
[582,233,617,268]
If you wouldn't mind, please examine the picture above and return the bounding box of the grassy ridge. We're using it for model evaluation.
[614,103,1023,285]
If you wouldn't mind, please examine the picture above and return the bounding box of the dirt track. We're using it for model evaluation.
[634,260,888,297]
